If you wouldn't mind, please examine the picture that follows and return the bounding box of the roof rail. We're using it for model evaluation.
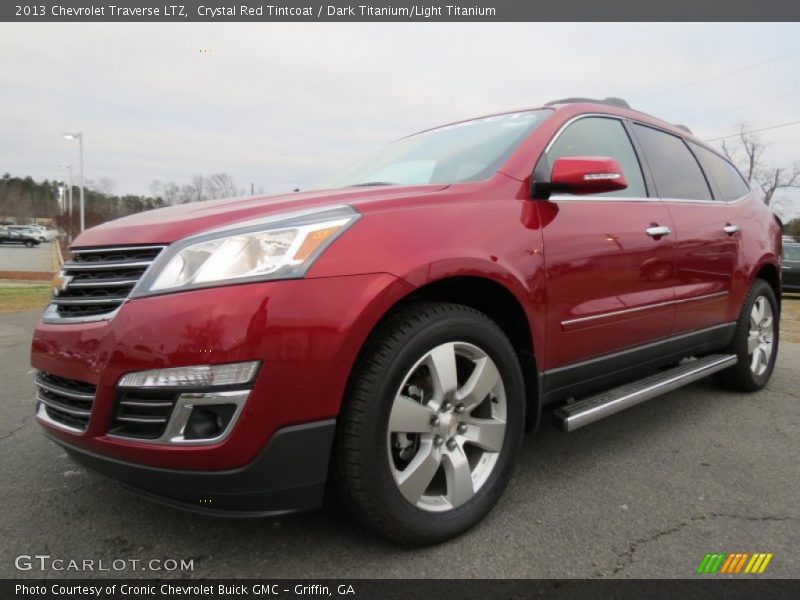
[545,97,632,110]
[673,124,693,134]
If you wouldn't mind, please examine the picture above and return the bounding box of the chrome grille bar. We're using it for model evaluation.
[51,297,126,306]
[47,244,166,322]
[36,393,92,417]
[35,378,95,402]
[67,279,140,288]
[34,372,97,433]
[60,260,156,270]
[71,245,167,254]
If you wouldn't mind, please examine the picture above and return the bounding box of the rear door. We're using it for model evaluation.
[538,115,678,370]
[631,123,741,334]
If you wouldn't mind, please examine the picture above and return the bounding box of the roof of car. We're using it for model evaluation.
[544,97,698,137]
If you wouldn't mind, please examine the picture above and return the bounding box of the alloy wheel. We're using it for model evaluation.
[748,295,774,376]
[387,341,507,512]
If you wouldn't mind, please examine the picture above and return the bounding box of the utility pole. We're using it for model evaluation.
[61,163,73,239]
[63,133,85,232]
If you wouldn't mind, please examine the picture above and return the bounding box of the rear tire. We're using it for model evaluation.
[713,279,779,392]
[332,302,525,545]
[24,240,34,248]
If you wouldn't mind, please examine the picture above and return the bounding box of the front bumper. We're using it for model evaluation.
[31,273,413,475]
[49,419,336,515]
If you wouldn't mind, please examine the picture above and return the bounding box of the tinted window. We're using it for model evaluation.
[632,124,711,200]
[689,142,750,201]
[546,117,646,198]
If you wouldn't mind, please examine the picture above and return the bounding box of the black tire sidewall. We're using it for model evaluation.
[730,280,780,390]
[357,308,525,542]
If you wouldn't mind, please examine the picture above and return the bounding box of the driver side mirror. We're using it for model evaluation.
[531,156,628,199]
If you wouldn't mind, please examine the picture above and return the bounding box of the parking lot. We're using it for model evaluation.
[0,242,55,274]
[0,306,798,579]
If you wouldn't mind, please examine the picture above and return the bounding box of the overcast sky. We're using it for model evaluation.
[1,22,798,217]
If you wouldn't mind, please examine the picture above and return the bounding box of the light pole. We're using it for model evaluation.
[61,163,73,238]
[63,133,85,232]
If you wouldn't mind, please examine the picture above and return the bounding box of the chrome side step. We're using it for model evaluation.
[554,353,737,432]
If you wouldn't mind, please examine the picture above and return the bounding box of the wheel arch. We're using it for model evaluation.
[753,261,781,310]
[353,273,543,432]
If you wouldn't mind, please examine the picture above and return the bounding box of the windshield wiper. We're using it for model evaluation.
[348,181,396,187]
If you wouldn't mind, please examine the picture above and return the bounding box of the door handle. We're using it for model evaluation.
[723,224,741,235]
[646,225,671,238]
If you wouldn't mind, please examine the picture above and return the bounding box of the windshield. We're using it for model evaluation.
[784,245,800,261]
[323,109,550,188]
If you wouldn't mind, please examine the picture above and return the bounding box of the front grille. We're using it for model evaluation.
[109,389,179,440]
[35,372,97,432]
[52,245,165,319]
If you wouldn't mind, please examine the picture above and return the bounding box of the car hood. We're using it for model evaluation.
[71,184,449,247]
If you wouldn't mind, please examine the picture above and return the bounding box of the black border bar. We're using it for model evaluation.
[4,0,800,22]
[5,579,800,600]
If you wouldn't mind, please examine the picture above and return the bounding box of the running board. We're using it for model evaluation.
[553,354,737,432]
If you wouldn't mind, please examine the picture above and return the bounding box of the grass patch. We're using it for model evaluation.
[0,286,51,314]
[781,294,800,344]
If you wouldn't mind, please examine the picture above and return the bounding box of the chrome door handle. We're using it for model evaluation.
[646,226,671,237]
[723,224,741,235]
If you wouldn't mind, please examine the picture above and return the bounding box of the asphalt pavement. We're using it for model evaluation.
[0,309,798,579]
[0,242,54,273]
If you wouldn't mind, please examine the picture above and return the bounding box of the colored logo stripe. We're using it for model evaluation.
[719,553,749,573]
[697,552,773,574]
[697,553,726,573]
[744,553,773,574]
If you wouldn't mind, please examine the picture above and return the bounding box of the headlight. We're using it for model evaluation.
[133,205,359,296]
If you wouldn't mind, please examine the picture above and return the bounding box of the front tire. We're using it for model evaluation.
[333,302,525,545]
[714,279,779,391]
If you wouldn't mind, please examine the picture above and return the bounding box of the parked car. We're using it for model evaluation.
[782,243,800,292]
[27,225,59,242]
[6,225,54,243]
[0,227,41,247]
[31,98,782,545]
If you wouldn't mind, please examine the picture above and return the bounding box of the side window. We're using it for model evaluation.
[546,117,646,198]
[689,142,750,201]
[632,124,712,200]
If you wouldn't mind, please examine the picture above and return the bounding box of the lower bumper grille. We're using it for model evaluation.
[109,389,179,440]
[35,372,97,433]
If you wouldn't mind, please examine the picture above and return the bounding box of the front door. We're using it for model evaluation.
[537,116,678,371]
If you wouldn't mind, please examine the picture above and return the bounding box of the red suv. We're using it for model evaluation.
[32,98,782,544]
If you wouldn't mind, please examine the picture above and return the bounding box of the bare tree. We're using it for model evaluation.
[721,122,800,206]
[150,173,242,204]
[207,173,242,199]
[86,177,117,196]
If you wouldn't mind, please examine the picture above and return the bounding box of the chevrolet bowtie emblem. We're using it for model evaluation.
[51,271,72,296]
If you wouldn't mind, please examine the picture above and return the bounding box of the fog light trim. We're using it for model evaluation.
[109,390,250,446]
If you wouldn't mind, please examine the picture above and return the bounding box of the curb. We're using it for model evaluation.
[52,240,64,271]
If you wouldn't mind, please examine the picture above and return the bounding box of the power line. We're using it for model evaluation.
[705,120,800,142]
[636,49,800,101]
[691,89,800,122]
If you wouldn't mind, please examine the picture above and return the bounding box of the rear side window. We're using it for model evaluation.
[632,124,712,201]
[546,117,646,198]
[689,142,750,201]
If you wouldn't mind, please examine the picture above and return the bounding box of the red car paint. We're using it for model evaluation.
[32,102,782,473]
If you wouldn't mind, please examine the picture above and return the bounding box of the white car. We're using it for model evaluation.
[7,225,57,243]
